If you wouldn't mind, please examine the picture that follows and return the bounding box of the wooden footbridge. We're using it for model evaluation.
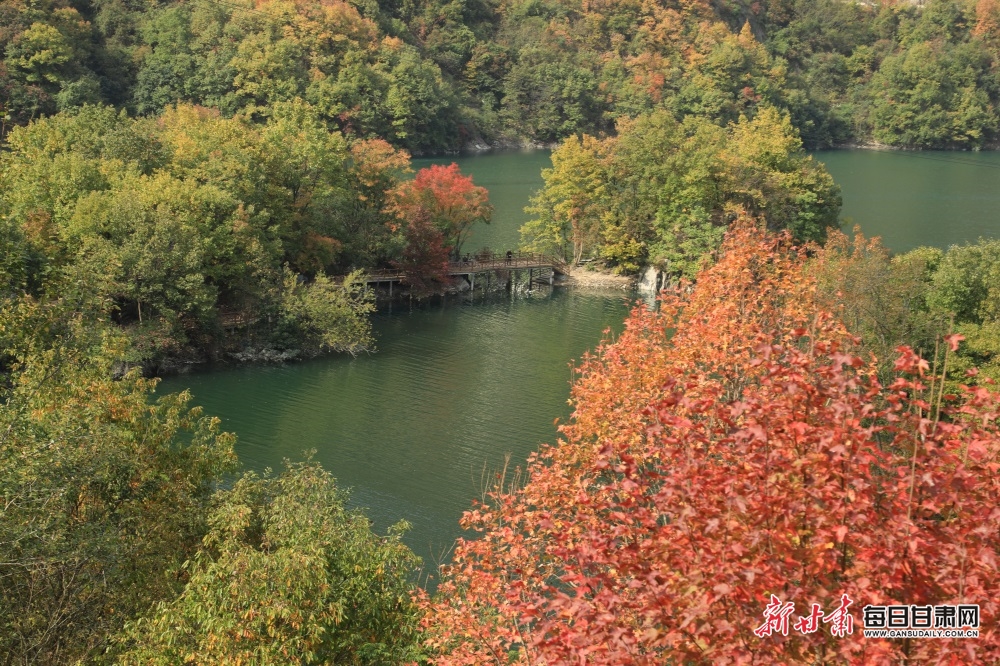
[217,253,569,329]
[362,252,570,296]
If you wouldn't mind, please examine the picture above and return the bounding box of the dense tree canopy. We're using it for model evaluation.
[808,229,1000,387]
[758,0,1000,149]
[6,0,1000,663]
[0,102,488,366]
[6,0,1000,150]
[0,294,423,664]
[118,461,422,666]
[0,298,238,664]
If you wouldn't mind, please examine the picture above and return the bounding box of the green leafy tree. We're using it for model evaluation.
[522,133,608,264]
[524,107,840,278]
[648,108,839,276]
[807,229,944,381]
[5,22,73,87]
[871,39,999,148]
[131,6,206,115]
[0,214,32,294]
[762,0,877,147]
[70,174,233,320]
[231,31,309,114]
[676,22,788,124]
[501,49,603,143]
[279,269,375,355]
[336,138,411,268]
[0,105,122,238]
[926,238,1000,323]
[257,100,353,273]
[384,42,459,152]
[0,302,237,664]
[643,115,729,278]
[0,102,386,363]
[720,105,841,242]
[308,50,393,140]
[117,460,422,666]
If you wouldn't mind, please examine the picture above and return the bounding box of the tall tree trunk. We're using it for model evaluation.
[572,217,584,265]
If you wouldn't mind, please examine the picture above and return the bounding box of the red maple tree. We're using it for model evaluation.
[388,163,491,262]
[420,215,1000,664]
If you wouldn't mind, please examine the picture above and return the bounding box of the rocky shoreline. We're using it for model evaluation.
[460,137,560,154]
[408,136,560,156]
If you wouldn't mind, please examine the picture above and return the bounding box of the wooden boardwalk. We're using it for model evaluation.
[360,252,569,285]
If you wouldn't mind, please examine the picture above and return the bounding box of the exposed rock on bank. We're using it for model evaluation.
[637,266,667,294]
[563,268,635,291]
[228,347,303,364]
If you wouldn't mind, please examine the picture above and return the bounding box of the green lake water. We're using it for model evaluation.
[815,149,1000,252]
[160,148,1000,580]
[160,289,629,580]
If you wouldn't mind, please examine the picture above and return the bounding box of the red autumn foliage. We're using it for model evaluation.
[420,216,1000,664]
[388,163,491,261]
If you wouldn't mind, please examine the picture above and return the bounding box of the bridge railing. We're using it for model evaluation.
[449,251,567,272]
[352,252,570,283]
[363,268,406,279]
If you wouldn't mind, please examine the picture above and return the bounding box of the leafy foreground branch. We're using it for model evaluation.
[422,216,1000,664]
[0,328,239,664]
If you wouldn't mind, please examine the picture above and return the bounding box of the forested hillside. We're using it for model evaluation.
[5,0,1000,151]
[5,0,1000,365]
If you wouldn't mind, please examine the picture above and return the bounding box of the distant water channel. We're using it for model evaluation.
[161,148,1000,582]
